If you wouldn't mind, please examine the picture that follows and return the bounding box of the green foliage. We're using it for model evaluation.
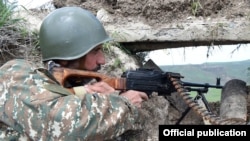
[0,0,20,27]
[102,41,112,54]
[0,0,31,38]
[206,88,222,102]
[0,0,40,64]
[109,58,123,71]
[108,31,132,55]
[105,57,126,73]
[113,58,122,68]
[191,0,202,16]
[110,31,127,41]
[103,41,131,55]
[190,88,222,102]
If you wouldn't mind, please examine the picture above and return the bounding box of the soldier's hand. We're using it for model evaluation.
[120,90,148,108]
[85,81,115,95]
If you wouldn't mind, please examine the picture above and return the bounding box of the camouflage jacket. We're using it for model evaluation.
[0,59,145,141]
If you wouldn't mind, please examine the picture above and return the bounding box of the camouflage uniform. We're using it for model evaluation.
[0,59,145,141]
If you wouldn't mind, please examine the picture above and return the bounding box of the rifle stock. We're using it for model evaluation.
[52,67,127,91]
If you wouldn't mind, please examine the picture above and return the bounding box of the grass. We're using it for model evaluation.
[0,0,40,65]
[0,0,21,27]
[189,88,222,102]
[191,0,202,16]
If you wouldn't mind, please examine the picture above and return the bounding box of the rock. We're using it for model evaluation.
[220,79,248,121]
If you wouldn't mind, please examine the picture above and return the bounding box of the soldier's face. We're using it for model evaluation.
[68,45,106,71]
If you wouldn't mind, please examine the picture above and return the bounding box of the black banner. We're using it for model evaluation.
[159,125,249,140]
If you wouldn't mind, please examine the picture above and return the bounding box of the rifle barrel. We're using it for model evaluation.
[182,81,223,89]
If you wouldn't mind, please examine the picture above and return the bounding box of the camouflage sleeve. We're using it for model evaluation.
[0,59,145,141]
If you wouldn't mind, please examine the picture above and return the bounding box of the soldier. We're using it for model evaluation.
[0,7,148,140]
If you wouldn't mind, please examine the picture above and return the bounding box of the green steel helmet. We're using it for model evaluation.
[39,7,112,61]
